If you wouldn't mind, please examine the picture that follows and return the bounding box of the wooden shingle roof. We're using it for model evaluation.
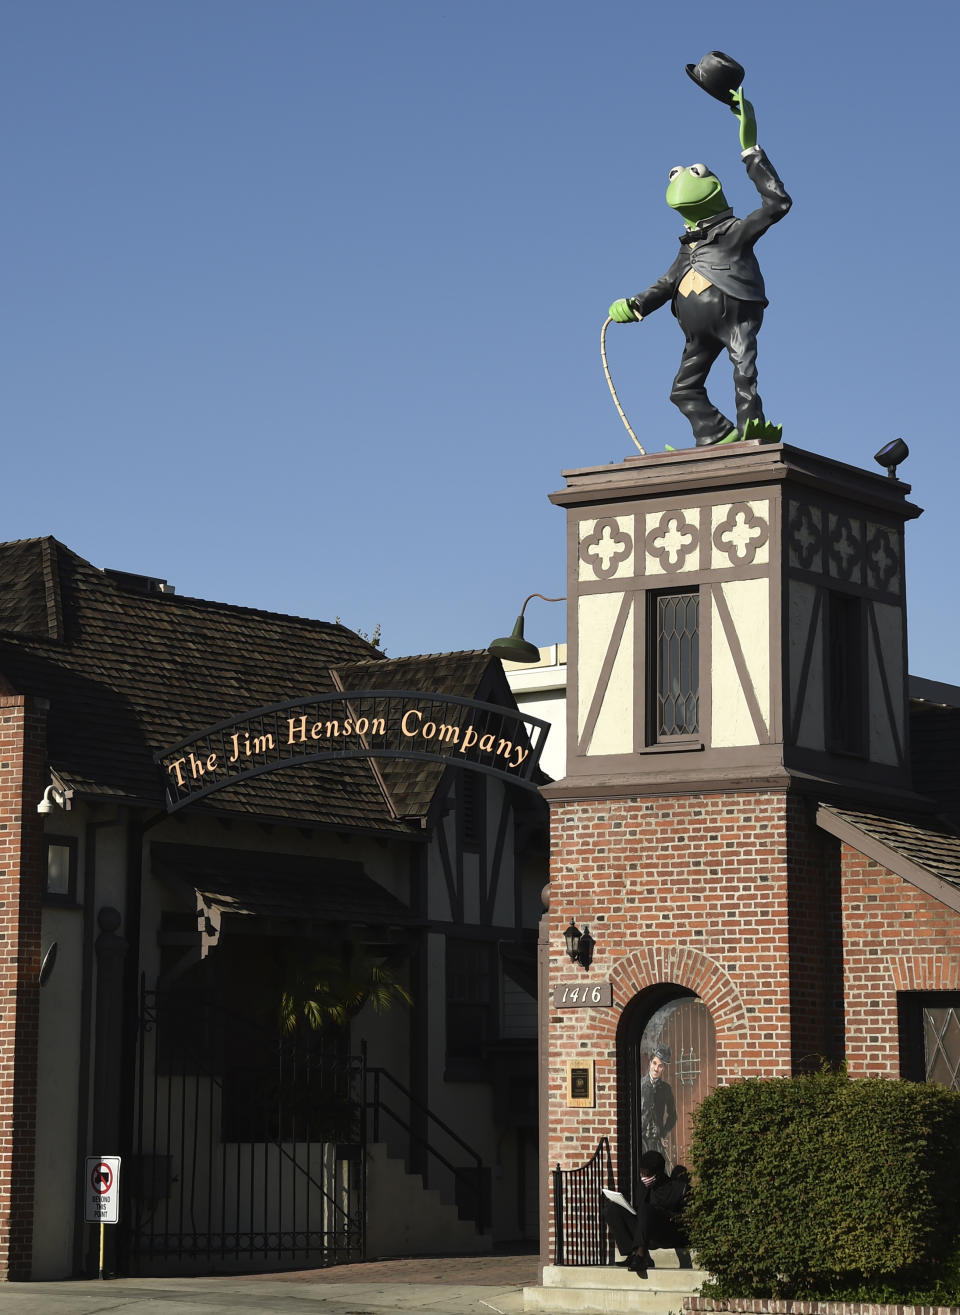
[818,804,960,915]
[0,538,510,833]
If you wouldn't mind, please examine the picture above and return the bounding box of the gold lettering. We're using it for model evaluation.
[422,721,436,740]
[189,752,208,779]
[206,752,217,772]
[311,720,323,740]
[401,709,422,736]
[169,758,187,787]
[228,733,241,762]
[370,717,386,736]
[436,724,459,744]
[459,726,478,753]
[343,719,354,735]
[252,733,274,754]
[355,717,369,736]
[287,716,308,744]
[479,733,495,753]
[497,738,512,759]
[512,745,530,769]
[324,721,340,738]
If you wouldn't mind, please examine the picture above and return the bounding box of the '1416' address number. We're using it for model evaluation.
[553,981,612,1008]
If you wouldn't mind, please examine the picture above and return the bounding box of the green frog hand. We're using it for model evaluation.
[609,298,641,323]
[729,87,757,151]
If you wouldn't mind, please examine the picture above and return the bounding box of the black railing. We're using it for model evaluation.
[552,1136,615,1265]
[126,984,364,1274]
[363,1060,488,1234]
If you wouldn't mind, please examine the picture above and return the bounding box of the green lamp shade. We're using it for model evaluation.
[489,616,541,664]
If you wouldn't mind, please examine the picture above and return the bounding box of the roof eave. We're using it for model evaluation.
[816,804,960,916]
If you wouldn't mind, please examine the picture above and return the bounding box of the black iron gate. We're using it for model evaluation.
[552,1137,615,1265]
[124,983,365,1273]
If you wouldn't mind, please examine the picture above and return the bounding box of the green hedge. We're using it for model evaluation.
[687,1071,960,1302]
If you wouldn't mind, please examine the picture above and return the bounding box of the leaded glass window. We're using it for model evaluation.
[923,1004,960,1088]
[898,992,960,1089]
[651,590,700,739]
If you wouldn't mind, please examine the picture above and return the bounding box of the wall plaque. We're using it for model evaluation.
[566,1058,595,1108]
[553,981,613,1008]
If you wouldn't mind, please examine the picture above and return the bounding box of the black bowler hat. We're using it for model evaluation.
[685,51,745,104]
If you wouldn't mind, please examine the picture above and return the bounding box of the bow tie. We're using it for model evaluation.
[679,209,734,244]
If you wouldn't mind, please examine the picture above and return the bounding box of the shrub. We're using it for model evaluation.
[687,1070,960,1300]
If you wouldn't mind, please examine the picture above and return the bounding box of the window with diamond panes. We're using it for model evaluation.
[650,589,700,739]
[898,992,960,1089]
[923,1003,960,1088]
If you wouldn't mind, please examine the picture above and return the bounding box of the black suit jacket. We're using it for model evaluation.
[640,1170,689,1214]
[630,148,791,316]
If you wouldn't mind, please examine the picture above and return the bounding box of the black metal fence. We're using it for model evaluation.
[124,985,364,1273]
[552,1136,615,1265]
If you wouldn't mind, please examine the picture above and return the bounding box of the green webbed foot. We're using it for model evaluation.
[740,418,783,444]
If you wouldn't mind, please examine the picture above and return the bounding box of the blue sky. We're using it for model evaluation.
[4,1,959,680]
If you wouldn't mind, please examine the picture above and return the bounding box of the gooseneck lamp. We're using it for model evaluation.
[489,593,565,665]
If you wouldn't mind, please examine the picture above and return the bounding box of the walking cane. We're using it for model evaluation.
[600,316,646,455]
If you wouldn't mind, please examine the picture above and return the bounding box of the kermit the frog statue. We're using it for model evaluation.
[609,89,791,447]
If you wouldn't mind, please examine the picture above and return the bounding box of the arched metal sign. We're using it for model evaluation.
[156,689,549,812]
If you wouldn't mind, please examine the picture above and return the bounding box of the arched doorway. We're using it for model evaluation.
[616,986,716,1191]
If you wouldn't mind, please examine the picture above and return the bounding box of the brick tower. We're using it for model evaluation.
[538,441,926,1259]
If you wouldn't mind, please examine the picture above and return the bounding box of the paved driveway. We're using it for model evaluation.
[0,1253,539,1315]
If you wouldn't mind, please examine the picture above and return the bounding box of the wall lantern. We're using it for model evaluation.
[563,919,595,970]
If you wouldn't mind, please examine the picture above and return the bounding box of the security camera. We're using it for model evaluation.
[37,785,65,815]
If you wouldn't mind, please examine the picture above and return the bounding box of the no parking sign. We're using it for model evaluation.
[85,1156,121,1224]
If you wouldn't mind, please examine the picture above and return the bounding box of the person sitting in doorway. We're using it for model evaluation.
[602,1150,691,1279]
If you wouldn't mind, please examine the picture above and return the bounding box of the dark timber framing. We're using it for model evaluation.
[546,442,922,804]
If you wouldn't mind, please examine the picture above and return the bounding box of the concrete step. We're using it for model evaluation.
[524,1254,708,1314]
[364,1142,491,1257]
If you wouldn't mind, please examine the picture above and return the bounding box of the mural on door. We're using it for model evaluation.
[639,996,716,1169]
[618,990,716,1190]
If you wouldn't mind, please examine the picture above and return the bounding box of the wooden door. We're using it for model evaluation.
[638,997,716,1171]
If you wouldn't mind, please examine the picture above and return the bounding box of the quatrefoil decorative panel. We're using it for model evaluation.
[827,513,863,583]
[787,501,823,572]
[711,501,770,568]
[578,516,634,581]
[866,523,902,594]
[644,508,700,575]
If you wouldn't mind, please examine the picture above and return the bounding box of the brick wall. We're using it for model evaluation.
[840,842,960,1076]
[543,782,960,1267]
[545,789,806,1184]
[786,805,843,1069]
[0,695,47,1280]
[686,1298,960,1315]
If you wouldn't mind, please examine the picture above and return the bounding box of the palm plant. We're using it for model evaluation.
[278,940,412,1036]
